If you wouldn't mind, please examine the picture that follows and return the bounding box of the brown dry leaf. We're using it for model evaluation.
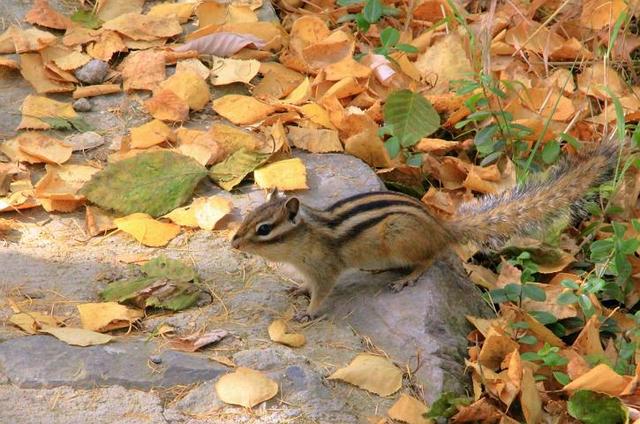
[18,95,77,130]
[130,119,176,149]
[145,88,190,122]
[254,158,308,190]
[521,284,577,320]
[328,353,402,396]
[522,88,575,121]
[580,0,627,29]
[86,205,117,236]
[177,143,215,166]
[254,62,305,99]
[478,327,519,369]
[344,130,391,168]
[209,123,263,154]
[96,0,144,20]
[40,325,113,346]
[302,30,353,70]
[451,397,502,422]
[103,12,182,41]
[166,196,233,230]
[463,264,498,290]
[160,70,210,111]
[572,315,606,357]
[520,367,542,424]
[503,19,564,55]
[213,95,277,125]
[176,59,210,80]
[20,53,74,94]
[11,26,57,53]
[563,363,630,395]
[86,30,127,61]
[287,126,342,153]
[387,393,431,424]
[25,0,71,30]
[501,304,565,348]
[282,77,310,105]
[577,63,626,100]
[216,367,278,408]
[0,56,19,69]
[268,319,306,347]
[177,31,267,55]
[9,312,61,334]
[114,213,181,247]
[210,56,260,85]
[325,56,372,81]
[169,329,229,352]
[77,302,144,332]
[415,138,460,154]
[120,49,166,92]
[1,138,44,164]
[35,164,99,202]
[73,84,121,99]
[415,33,472,94]
[298,103,336,129]
[147,2,194,23]
[17,132,72,165]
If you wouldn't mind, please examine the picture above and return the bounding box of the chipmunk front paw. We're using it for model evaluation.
[286,285,310,297]
[293,310,313,322]
[388,275,419,292]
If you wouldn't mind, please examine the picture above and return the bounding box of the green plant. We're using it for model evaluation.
[381,89,440,166]
[336,0,399,31]
[374,27,418,57]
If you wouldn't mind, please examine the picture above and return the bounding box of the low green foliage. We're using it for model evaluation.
[567,390,628,424]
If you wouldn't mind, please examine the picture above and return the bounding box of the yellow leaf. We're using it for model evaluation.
[282,77,310,105]
[254,158,308,191]
[77,302,144,332]
[35,164,99,201]
[414,33,473,95]
[130,119,176,149]
[167,196,233,230]
[328,353,402,396]
[563,363,630,396]
[147,2,194,23]
[18,95,77,130]
[40,325,113,346]
[477,327,519,369]
[9,312,61,334]
[268,319,306,347]
[299,103,336,129]
[287,127,342,153]
[520,368,542,424]
[210,56,260,85]
[160,70,210,111]
[387,393,432,424]
[16,132,72,164]
[114,213,181,247]
[209,123,263,153]
[215,367,278,408]
[212,95,277,125]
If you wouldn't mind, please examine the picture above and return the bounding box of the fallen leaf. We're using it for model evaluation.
[580,0,627,30]
[25,0,71,30]
[120,49,166,92]
[11,26,57,53]
[130,119,176,149]
[166,196,233,230]
[387,393,431,424]
[268,319,306,347]
[16,132,72,164]
[298,103,336,129]
[415,33,473,94]
[287,126,343,153]
[81,150,207,217]
[96,0,144,21]
[86,205,117,236]
[102,12,182,41]
[213,95,277,125]
[86,30,127,61]
[20,53,74,94]
[254,62,305,99]
[159,70,210,111]
[563,364,630,396]
[144,88,190,122]
[175,32,266,56]
[210,56,260,85]
[328,353,402,396]
[9,312,61,334]
[176,58,211,80]
[73,84,121,99]
[40,325,113,346]
[478,327,520,369]
[77,302,144,332]
[215,367,278,408]
[209,123,264,154]
[18,95,77,130]
[114,213,181,247]
[147,2,194,23]
[254,158,308,191]
[344,130,391,168]
[170,329,229,352]
[209,148,270,191]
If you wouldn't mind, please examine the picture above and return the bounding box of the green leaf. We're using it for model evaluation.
[141,255,198,282]
[39,116,93,132]
[384,89,440,147]
[406,153,423,167]
[528,310,557,324]
[208,148,270,191]
[578,294,595,317]
[337,13,358,23]
[541,140,561,164]
[355,14,370,31]
[557,291,579,305]
[81,151,207,217]
[522,284,546,301]
[362,0,382,23]
[560,279,580,290]
[568,390,628,424]
[553,371,571,385]
[395,44,418,53]
[521,352,539,361]
[380,27,399,47]
[71,9,103,29]
[519,335,538,345]
[336,0,363,5]
[425,392,471,419]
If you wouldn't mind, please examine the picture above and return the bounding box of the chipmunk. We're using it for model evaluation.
[231,137,620,321]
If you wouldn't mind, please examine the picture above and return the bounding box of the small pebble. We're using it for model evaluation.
[72,97,92,112]
[74,59,109,84]
[64,131,105,151]
[149,355,162,365]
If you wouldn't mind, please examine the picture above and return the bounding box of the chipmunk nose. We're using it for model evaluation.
[231,235,241,249]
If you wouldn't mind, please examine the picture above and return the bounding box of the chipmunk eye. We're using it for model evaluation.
[256,223,272,236]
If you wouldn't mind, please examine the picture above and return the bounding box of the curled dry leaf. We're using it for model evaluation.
[10,26,57,53]
[9,312,62,334]
[176,58,210,80]
[215,367,278,408]
[40,325,113,347]
[254,158,308,191]
[16,132,72,164]
[114,213,181,247]
[328,353,402,396]
[169,329,229,352]
[387,393,431,424]
[213,95,277,125]
[165,196,233,230]
[210,56,260,85]
[268,319,305,347]
[175,32,266,56]
[86,205,117,236]
[25,0,71,30]
[159,70,210,111]
[130,119,176,149]
[77,302,144,332]
[20,53,74,94]
[477,327,519,369]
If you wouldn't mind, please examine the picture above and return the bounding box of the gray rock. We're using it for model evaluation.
[72,97,92,112]
[64,131,105,151]
[0,336,228,389]
[74,59,109,84]
[0,385,167,424]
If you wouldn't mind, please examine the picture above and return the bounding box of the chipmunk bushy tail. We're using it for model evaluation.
[443,136,620,250]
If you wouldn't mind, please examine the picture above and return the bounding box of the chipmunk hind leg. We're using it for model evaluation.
[388,258,435,292]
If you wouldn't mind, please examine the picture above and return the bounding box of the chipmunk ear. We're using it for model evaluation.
[284,197,300,222]
[266,188,280,202]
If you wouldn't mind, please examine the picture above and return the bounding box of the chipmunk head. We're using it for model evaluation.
[231,189,302,259]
